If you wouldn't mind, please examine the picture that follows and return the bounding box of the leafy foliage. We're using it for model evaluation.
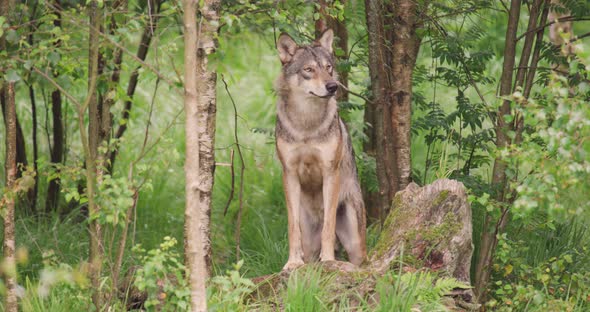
[510,77,590,221]
[372,270,469,312]
[208,260,255,312]
[133,237,190,310]
[486,47,590,311]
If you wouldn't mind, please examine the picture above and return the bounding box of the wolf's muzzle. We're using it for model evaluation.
[326,81,338,95]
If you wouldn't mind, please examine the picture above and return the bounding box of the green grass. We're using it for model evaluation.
[283,267,331,312]
[16,212,88,279]
[18,278,93,312]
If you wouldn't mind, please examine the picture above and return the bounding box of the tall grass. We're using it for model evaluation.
[283,267,331,312]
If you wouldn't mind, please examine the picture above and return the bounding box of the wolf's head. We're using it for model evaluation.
[276,29,338,99]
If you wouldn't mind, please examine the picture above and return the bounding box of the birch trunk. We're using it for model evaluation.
[2,83,18,312]
[1,0,18,308]
[183,0,219,310]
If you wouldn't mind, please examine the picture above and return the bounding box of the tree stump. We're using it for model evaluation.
[369,179,473,283]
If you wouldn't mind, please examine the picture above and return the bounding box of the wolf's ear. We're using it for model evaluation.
[277,33,297,65]
[317,29,334,54]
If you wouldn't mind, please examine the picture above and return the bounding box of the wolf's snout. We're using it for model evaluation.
[325,82,338,94]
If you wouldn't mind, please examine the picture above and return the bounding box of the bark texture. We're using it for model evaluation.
[46,0,65,214]
[183,0,219,310]
[86,0,104,307]
[2,83,19,312]
[28,83,39,213]
[364,0,423,221]
[0,92,31,213]
[46,88,64,213]
[2,0,18,309]
[250,179,477,310]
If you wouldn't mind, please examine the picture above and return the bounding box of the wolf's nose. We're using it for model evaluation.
[326,82,338,94]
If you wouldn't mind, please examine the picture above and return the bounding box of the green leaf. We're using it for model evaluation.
[6,29,18,44]
[24,60,33,70]
[48,51,61,66]
[6,69,21,83]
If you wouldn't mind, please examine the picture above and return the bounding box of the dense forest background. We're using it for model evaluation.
[1,0,590,311]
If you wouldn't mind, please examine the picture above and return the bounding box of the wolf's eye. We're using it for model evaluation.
[303,67,313,73]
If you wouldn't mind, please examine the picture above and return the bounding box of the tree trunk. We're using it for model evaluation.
[0,95,31,213]
[28,84,39,214]
[364,0,423,221]
[46,0,65,214]
[95,0,126,176]
[0,95,26,167]
[2,83,18,312]
[389,0,421,193]
[86,0,104,308]
[364,0,394,221]
[363,0,384,222]
[46,88,64,214]
[362,97,379,221]
[1,0,18,307]
[474,0,521,300]
[183,0,219,310]
[15,119,28,178]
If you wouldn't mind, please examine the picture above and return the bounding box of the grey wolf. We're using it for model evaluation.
[274,29,367,271]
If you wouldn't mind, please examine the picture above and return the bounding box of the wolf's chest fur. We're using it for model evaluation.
[277,133,341,191]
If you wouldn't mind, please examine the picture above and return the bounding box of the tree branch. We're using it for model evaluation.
[221,75,246,263]
[570,31,590,43]
[516,16,590,41]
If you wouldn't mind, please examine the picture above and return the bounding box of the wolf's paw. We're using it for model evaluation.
[282,259,305,271]
[319,253,335,262]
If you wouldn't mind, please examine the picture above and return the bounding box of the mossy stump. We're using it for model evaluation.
[368,179,476,307]
[369,179,473,284]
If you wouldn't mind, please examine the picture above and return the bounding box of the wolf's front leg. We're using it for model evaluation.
[282,171,305,271]
[320,172,340,262]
